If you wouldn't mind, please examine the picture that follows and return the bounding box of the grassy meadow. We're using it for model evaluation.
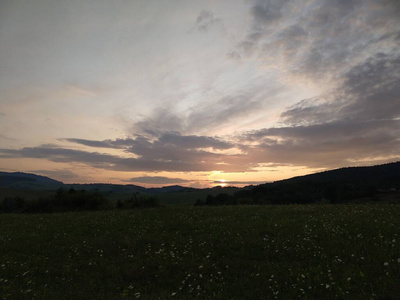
[0,204,399,299]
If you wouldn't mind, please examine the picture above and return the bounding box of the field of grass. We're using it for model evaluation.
[1,204,399,299]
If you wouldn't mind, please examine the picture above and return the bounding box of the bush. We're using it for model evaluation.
[23,189,109,213]
[194,199,206,206]
[117,193,159,209]
[0,197,25,213]
[205,193,236,206]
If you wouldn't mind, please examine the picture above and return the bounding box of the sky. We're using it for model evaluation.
[0,0,399,188]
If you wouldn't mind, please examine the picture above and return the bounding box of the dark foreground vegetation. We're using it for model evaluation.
[0,205,399,299]
[197,181,400,206]
[1,162,399,298]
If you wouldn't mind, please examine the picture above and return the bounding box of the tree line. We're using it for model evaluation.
[0,188,159,213]
[195,180,398,206]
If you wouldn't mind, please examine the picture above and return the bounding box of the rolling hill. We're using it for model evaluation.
[278,161,400,187]
[0,172,192,194]
[0,172,64,190]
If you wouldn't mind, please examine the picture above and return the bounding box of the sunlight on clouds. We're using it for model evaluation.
[0,0,399,185]
[215,179,227,187]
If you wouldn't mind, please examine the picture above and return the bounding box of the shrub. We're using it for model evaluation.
[0,197,25,213]
[23,189,108,213]
[117,193,159,209]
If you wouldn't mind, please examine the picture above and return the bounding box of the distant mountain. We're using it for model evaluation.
[0,172,191,194]
[0,172,64,190]
[65,183,147,193]
[277,161,400,187]
[65,183,191,194]
[2,161,399,196]
[146,185,195,193]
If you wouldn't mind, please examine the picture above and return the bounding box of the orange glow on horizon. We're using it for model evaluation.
[217,179,227,187]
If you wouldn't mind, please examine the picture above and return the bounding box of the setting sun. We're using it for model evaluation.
[216,180,227,187]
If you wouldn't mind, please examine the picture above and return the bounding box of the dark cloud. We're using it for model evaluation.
[195,10,223,32]
[340,53,400,121]
[0,147,121,168]
[133,108,184,136]
[62,138,136,149]
[2,50,399,175]
[158,132,233,150]
[65,134,233,151]
[61,138,121,149]
[240,53,400,168]
[234,0,400,80]
[0,146,191,172]
[3,51,399,174]
[125,176,189,185]
[250,0,290,26]
[0,130,248,172]
[305,0,359,29]
[298,0,399,77]
[280,96,343,126]
[123,136,224,164]
[281,53,400,126]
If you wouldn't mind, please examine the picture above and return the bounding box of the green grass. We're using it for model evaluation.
[0,204,399,299]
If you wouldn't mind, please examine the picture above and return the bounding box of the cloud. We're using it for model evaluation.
[61,138,136,149]
[158,132,233,150]
[227,51,241,61]
[234,0,400,82]
[195,10,223,32]
[65,132,234,156]
[184,87,273,133]
[250,0,290,26]
[1,10,399,176]
[124,176,189,185]
[340,53,400,121]
[0,131,248,172]
[133,108,184,136]
[2,50,399,174]
[130,82,279,135]
[61,138,121,149]
[281,53,400,126]
[239,52,400,168]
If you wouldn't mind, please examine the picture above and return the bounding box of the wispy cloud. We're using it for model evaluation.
[1,0,399,184]
[2,50,399,173]
[240,52,400,168]
[194,10,224,32]
[0,134,16,141]
[232,0,400,82]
